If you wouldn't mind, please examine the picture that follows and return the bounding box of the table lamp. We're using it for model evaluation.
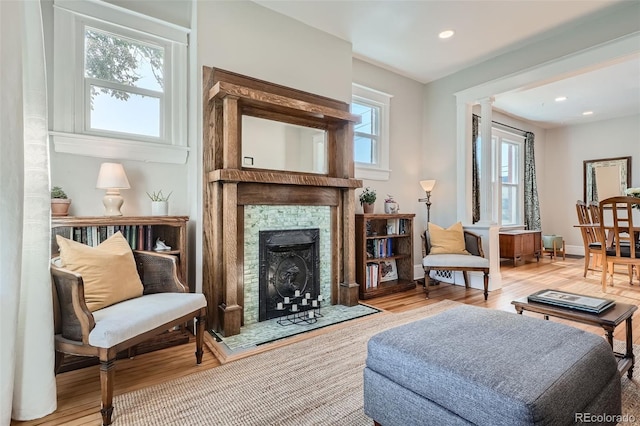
[96,162,130,216]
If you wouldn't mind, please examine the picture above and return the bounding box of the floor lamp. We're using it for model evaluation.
[418,180,436,229]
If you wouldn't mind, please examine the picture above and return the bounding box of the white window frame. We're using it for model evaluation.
[352,83,392,181]
[492,128,525,226]
[51,0,189,164]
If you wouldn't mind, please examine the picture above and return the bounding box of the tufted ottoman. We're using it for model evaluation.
[364,305,621,426]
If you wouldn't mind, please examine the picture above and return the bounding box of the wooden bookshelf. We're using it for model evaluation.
[51,215,189,284]
[355,213,416,299]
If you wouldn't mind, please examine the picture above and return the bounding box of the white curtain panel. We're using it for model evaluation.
[0,0,56,422]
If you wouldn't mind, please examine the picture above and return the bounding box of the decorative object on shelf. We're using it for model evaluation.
[384,195,399,214]
[153,238,171,251]
[625,187,640,209]
[96,162,130,216]
[418,180,436,228]
[379,259,398,282]
[147,190,172,216]
[51,186,71,217]
[360,187,376,213]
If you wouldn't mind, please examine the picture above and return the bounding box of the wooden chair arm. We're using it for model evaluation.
[51,263,95,344]
[133,251,187,294]
[463,230,485,257]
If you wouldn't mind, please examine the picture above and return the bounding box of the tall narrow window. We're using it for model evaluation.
[352,84,392,181]
[353,101,379,165]
[492,129,524,226]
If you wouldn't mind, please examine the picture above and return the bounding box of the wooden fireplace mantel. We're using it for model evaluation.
[208,169,362,188]
[202,67,363,337]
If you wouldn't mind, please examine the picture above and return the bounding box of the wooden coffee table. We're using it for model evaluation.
[511,297,636,379]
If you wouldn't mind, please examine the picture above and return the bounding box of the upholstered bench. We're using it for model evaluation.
[364,305,621,426]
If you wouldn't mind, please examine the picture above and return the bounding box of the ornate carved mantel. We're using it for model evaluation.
[202,67,362,336]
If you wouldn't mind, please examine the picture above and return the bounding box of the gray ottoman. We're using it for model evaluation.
[364,305,621,426]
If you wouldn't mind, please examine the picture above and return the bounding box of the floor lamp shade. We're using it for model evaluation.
[420,180,436,193]
[419,179,436,228]
[96,163,130,216]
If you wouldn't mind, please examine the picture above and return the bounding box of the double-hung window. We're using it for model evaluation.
[492,129,524,226]
[51,0,189,163]
[352,84,392,180]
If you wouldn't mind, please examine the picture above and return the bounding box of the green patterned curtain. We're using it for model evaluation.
[524,131,541,230]
[472,114,480,223]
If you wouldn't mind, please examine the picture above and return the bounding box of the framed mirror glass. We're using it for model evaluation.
[583,156,631,203]
[241,116,327,174]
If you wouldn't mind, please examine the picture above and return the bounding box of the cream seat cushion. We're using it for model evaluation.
[56,232,143,311]
[428,222,469,255]
[89,293,207,348]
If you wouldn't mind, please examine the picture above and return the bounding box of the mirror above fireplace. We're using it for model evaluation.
[242,116,327,174]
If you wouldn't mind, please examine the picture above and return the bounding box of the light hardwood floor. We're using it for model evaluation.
[12,256,640,426]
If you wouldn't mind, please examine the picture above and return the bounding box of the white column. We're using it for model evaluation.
[479,97,494,224]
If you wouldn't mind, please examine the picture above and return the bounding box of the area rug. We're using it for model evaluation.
[114,300,640,425]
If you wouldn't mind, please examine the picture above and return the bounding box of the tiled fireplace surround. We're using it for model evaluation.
[243,205,332,325]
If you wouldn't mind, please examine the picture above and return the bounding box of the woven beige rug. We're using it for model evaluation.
[114,300,640,425]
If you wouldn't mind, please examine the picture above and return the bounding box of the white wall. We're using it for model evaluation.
[544,114,640,253]
[352,58,425,276]
[197,1,352,103]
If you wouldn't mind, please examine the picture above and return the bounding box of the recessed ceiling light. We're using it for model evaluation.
[582,111,594,116]
[438,30,455,39]
[555,96,567,102]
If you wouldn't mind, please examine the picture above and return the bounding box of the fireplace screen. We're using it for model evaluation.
[259,228,320,321]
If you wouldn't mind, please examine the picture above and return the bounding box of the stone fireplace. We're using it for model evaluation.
[202,68,362,337]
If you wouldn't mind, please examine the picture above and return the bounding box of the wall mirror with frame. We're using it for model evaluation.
[583,156,631,203]
[241,116,327,174]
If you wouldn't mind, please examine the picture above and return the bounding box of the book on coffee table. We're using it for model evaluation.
[527,289,615,314]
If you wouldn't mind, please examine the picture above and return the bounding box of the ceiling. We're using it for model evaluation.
[254,0,640,129]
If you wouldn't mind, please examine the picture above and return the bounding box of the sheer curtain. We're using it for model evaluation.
[1,0,56,422]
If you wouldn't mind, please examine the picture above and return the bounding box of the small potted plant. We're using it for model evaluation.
[147,190,172,216]
[359,187,376,213]
[51,186,71,217]
[384,194,399,214]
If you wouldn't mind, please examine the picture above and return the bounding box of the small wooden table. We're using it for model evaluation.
[511,297,636,379]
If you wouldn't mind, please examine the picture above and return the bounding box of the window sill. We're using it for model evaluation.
[50,131,189,164]
[355,166,390,181]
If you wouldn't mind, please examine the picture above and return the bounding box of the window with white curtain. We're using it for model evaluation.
[51,0,189,163]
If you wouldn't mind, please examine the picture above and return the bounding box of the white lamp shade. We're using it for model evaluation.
[96,163,130,189]
[420,180,436,192]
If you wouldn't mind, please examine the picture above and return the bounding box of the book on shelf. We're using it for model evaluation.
[366,263,379,289]
[63,225,157,251]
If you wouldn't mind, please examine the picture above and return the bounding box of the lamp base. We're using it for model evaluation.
[103,192,124,216]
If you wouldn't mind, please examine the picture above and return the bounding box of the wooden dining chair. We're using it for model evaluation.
[576,200,603,277]
[598,196,640,291]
